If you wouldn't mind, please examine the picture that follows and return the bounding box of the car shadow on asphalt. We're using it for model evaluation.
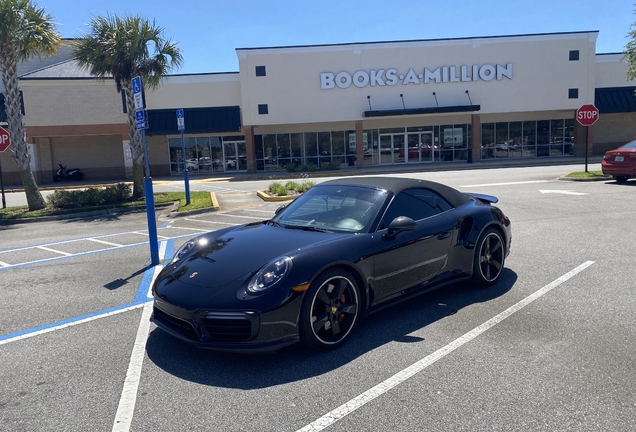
[603,180,636,187]
[145,269,517,389]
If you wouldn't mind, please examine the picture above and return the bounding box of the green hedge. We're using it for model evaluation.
[47,183,132,209]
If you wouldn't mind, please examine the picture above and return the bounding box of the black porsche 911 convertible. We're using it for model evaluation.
[151,177,511,352]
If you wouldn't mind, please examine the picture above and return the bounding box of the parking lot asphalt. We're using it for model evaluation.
[3,161,635,432]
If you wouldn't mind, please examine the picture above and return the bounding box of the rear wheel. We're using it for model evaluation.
[472,228,505,286]
[614,175,629,182]
[299,269,360,350]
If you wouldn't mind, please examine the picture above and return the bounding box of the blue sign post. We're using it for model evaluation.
[132,76,159,265]
[176,109,190,205]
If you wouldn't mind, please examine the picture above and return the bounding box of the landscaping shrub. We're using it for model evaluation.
[47,183,132,209]
[268,182,289,196]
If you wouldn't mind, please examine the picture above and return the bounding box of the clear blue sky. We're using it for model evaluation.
[37,0,636,74]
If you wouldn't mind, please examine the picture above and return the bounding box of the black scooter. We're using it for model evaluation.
[54,163,84,182]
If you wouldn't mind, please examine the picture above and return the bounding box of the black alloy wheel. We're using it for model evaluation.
[300,269,360,350]
[472,228,505,286]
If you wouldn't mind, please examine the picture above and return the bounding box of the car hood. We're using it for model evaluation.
[171,222,349,288]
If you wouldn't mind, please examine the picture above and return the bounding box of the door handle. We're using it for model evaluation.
[438,231,451,240]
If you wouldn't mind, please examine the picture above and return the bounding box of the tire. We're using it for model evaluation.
[53,175,61,182]
[76,172,84,181]
[614,175,629,183]
[472,228,505,286]
[299,269,361,350]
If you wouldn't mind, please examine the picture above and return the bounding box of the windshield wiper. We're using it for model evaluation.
[284,224,332,233]
[266,220,282,227]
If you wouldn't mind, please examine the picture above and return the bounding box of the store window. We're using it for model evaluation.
[481,123,495,159]
[522,121,536,157]
[537,120,550,156]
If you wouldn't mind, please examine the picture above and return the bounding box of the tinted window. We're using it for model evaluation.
[620,140,636,149]
[380,188,452,229]
[273,185,388,233]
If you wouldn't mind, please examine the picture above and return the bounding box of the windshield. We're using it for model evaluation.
[272,184,388,233]
[620,140,636,150]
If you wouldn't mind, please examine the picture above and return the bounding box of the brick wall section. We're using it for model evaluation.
[593,112,636,153]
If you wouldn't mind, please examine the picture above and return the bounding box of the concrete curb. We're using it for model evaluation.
[165,192,220,218]
[0,202,174,225]
[256,190,294,202]
[558,175,612,182]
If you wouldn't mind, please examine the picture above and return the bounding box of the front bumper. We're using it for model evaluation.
[151,296,302,353]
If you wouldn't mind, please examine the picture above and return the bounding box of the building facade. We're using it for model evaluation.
[1,31,635,185]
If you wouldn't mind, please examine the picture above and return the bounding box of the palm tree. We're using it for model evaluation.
[0,0,60,210]
[72,14,183,199]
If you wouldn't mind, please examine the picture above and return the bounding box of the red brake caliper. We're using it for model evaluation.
[338,294,346,323]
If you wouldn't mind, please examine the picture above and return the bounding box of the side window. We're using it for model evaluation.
[379,188,452,229]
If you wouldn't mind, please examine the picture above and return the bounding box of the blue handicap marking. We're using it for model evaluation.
[132,76,141,94]
[135,110,145,122]
[176,109,184,119]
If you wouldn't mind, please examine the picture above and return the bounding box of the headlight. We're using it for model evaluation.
[247,256,292,294]
[170,237,208,265]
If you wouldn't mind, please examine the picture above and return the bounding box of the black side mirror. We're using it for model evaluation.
[384,216,416,239]
[274,205,286,215]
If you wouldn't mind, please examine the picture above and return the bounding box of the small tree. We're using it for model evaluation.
[72,14,183,199]
[625,7,636,80]
[0,0,61,210]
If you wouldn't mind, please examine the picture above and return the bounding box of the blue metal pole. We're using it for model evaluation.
[142,128,159,265]
[181,130,190,205]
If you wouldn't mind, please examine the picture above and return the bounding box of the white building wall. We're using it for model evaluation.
[238,32,598,127]
[595,53,632,88]
[145,73,241,109]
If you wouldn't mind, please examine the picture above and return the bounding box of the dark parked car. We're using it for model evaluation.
[151,177,512,352]
[601,140,636,182]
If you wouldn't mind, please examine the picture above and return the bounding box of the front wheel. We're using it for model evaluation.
[472,228,505,286]
[299,269,361,350]
[53,175,61,182]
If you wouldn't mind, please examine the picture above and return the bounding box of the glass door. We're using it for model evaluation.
[393,134,405,164]
[407,133,421,163]
[421,132,434,162]
[223,141,238,172]
[379,134,406,164]
[379,135,393,164]
[237,141,247,171]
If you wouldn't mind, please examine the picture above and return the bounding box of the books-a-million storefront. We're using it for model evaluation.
[3,31,636,183]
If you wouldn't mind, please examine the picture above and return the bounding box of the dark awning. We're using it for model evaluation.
[595,87,636,113]
[146,106,241,135]
[364,104,480,117]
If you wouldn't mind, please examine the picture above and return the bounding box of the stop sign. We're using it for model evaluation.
[0,126,10,152]
[576,104,599,126]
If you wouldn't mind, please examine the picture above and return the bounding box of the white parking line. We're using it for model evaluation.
[112,242,166,432]
[296,261,595,432]
[88,238,123,247]
[460,180,551,188]
[0,261,10,267]
[168,226,209,232]
[183,218,237,224]
[37,246,73,256]
[213,214,265,219]
[129,232,149,237]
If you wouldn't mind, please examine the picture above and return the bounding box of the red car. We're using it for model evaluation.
[601,140,636,182]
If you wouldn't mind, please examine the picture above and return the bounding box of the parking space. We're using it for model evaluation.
[2,165,636,431]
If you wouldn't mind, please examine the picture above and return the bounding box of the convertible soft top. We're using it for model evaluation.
[322,177,471,208]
